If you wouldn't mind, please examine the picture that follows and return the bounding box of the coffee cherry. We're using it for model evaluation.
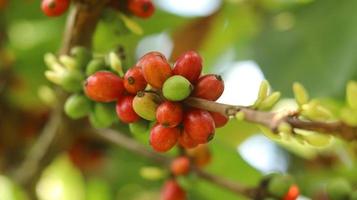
[178,131,198,149]
[71,46,92,69]
[156,101,183,128]
[128,0,155,19]
[283,184,299,200]
[149,124,179,152]
[124,67,147,94]
[41,0,70,17]
[129,119,150,135]
[137,52,172,89]
[64,94,91,119]
[183,109,215,144]
[170,156,190,176]
[84,71,124,102]
[163,75,192,101]
[326,178,352,200]
[86,58,106,76]
[268,175,294,198]
[92,103,117,127]
[209,112,228,128]
[186,144,211,168]
[173,51,202,84]
[192,74,224,101]
[161,180,187,200]
[133,91,160,121]
[61,70,84,92]
[116,96,140,123]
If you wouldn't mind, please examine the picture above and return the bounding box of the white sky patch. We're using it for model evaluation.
[238,135,289,173]
[136,32,173,60]
[154,0,221,17]
[217,61,265,106]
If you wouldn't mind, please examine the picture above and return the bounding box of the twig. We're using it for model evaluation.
[94,128,256,199]
[184,97,357,141]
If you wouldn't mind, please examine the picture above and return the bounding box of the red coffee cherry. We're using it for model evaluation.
[178,131,198,149]
[137,52,172,89]
[156,101,183,128]
[149,124,179,152]
[128,0,155,19]
[161,180,187,200]
[41,0,70,17]
[283,184,300,200]
[124,67,147,94]
[173,51,202,84]
[116,95,140,123]
[183,109,215,144]
[192,74,224,101]
[209,112,228,128]
[84,71,124,102]
[170,156,190,176]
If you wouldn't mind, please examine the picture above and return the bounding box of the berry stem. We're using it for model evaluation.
[184,97,357,141]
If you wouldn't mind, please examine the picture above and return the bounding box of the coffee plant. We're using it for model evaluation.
[1,0,357,200]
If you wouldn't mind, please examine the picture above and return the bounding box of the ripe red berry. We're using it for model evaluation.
[209,112,228,128]
[178,131,198,149]
[183,109,215,144]
[84,71,125,102]
[192,74,224,101]
[173,51,202,84]
[41,0,70,17]
[156,101,183,128]
[161,180,187,200]
[137,52,172,89]
[116,95,140,123]
[170,156,190,176]
[149,124,179,152]
[128,0,155,19]
[124,67,147,94]
[283,184,300,200]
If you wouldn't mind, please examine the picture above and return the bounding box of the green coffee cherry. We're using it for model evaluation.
[326,178,352,200]
[86,58,106,76]
[268,174,294,198]
[92,103,117,127]
[89,111,111,128]
[162,75,192,101]
[64,94,91,119]
[129,119,150,135]
[70,46,92,69]
[61,70,84,92]
[350,190,357,200]
[133,92,160,121]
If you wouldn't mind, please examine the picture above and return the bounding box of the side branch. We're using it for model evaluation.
[184,97,357,141]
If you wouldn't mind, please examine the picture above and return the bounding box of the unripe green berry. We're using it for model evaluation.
[64,94,91,119]
[163,75,192,101]
[326,178,352,200]
[70,46,92,69]
[61,70,84,92]
[92,103,117,128]
[86,58,106,76]
[133,92,160,121]
[268,175,294,198]
[129,119,150,135]
[89,111,111,128]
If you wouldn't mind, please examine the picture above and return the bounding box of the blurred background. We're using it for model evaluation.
[1,0,357,199]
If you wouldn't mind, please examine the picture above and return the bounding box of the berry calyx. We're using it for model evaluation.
[156,101,183,128]
[133,91,160,121]
[183,109,215,144]
[41,0,70,17]
[149,124,179,152]
[124,66,147,94]
[161,180,187,200]
[170,156,190,176]
[137,52,172,89]
[116,95,140,123]
[173,51,202,84]
[283,184,300,200]
[127,0,155,19]
[178,131,198,149]
[162,75,192,101]
[192,74,224,101]
[209,112,228,128]
[84,71,124,102]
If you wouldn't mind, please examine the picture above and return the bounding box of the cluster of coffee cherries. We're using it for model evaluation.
[261,173,300,200]
[84,51,228,153]
[41,0,154,18]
